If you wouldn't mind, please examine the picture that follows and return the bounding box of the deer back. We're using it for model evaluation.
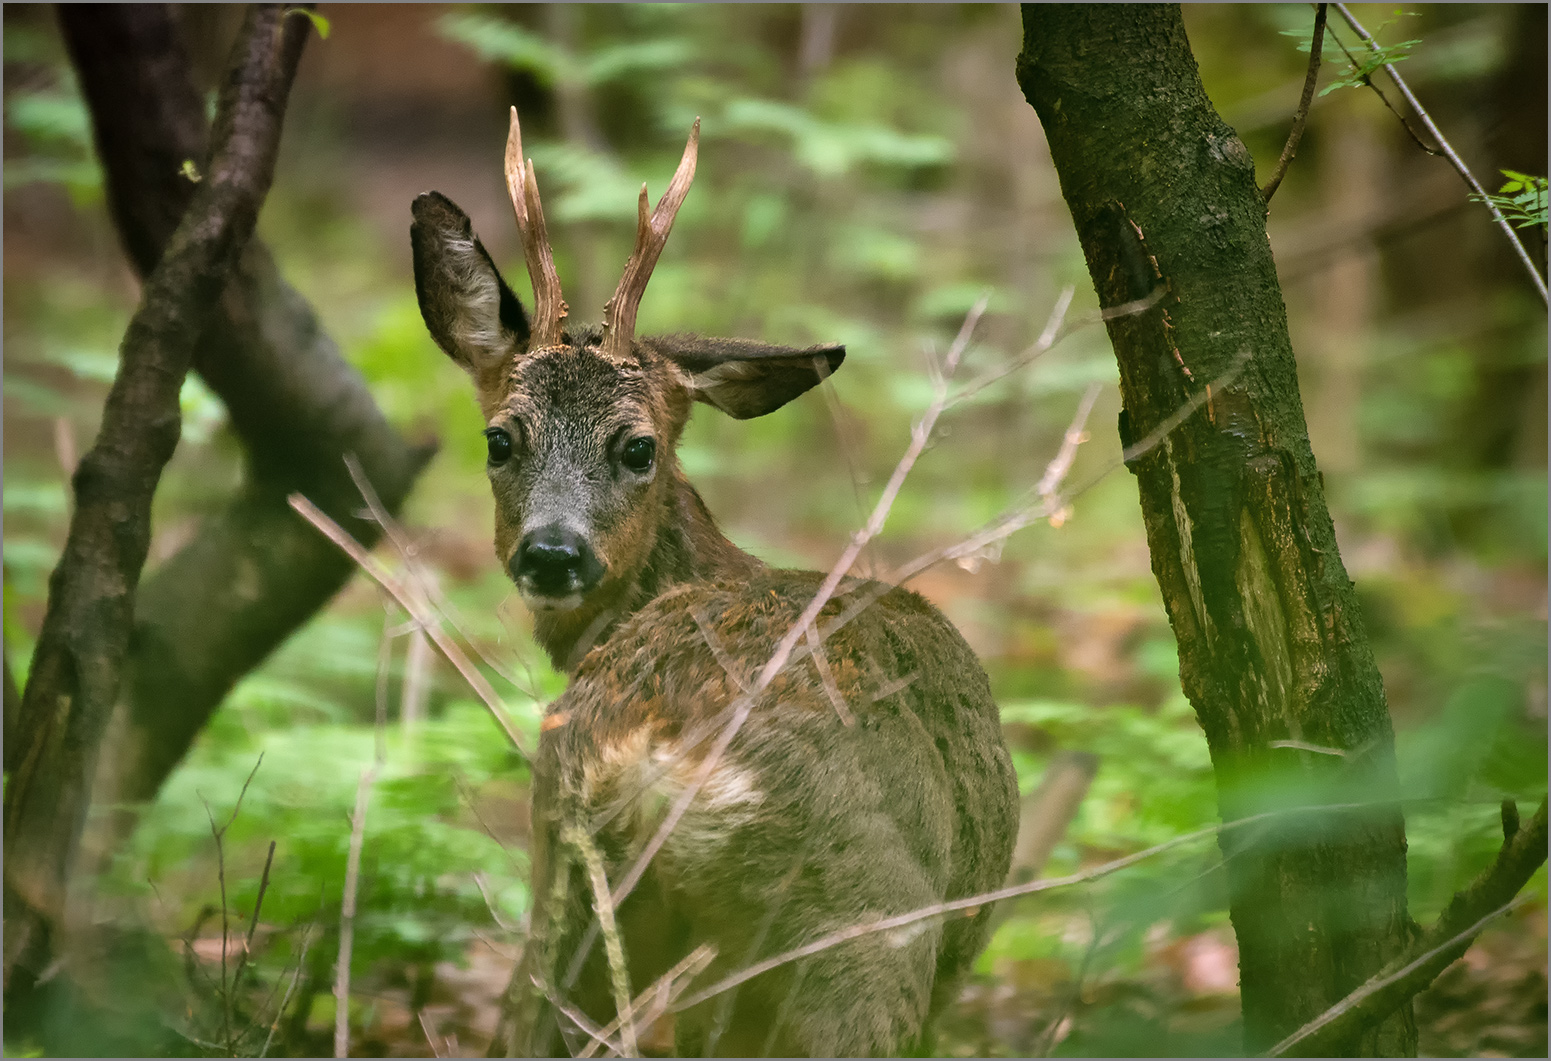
[515,571,1017,1056]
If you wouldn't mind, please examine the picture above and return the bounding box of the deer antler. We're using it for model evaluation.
[504,106,567,348]
[601,118,700,361]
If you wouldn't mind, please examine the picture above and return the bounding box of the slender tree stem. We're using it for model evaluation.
[1261,3,1327,203]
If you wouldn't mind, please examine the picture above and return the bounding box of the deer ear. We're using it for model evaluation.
[648,335,845,419]
[411,192,530,391]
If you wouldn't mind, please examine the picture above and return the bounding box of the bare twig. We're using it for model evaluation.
[566,824,638,1057]
[805,625,855,726]
[198,752,264,1049]
[472,872,522,933]
[1268,797,1549,1056]
[452,773,525,875]
[670,798,1402,1015]
[576,944,717,1059]
[229,838,277,1019]
[542,974,624,1056]
[259,923,315,1059]
[690,607,753,695]
[1261,3,1326,203]
[333,763,377,1059]
[288,493,530,758]
[418,1008,444,1058]
[345,455,545,706]
[951,285,1078,409]
[334,609,395,1059]
[1035,383,1102,527]
[1332,3,1548,301]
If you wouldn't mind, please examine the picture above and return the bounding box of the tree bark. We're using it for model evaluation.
[5,3,313,993]
[1017,6,1416,1055]
[56,4,435,819]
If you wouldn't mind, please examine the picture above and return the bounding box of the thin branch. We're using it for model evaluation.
[566,824,638,1057]
[345,455,546,706]
[334,608,395,1059]
[578,944,716,1060]
[542,974,624,1056]
[333,764,377,1059]
[288,493,530,758]
[1261,3,1326,203]
[472,872,522,933]
[418,1008,444,1058]
[948,285,1077,410]
[670,798,1406,1015]
[1332,3,1548,302]
[197,752,264,1050]
[1323,22,1442,156]
[229,837,277,1026]
[1035,383,1102,527]
[259,923,315,1059]
[805,625,855,726]
[1268,797,1549,1056]
[452,773,525,875]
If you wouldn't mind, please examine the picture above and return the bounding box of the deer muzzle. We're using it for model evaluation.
[510,524,606,606]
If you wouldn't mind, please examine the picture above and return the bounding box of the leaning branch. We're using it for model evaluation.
[1268,797,1548,1056]
[1332,3,1548,302]
[1260,3,1326,204]
[5,3,311,991]
[57,4,435,824]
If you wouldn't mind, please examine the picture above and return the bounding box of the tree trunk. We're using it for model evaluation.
[4,2,312,996]
[1016,6,1416,1055]
[56,3,435,824]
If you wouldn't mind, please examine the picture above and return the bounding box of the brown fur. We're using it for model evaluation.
[410,183,1018,1057]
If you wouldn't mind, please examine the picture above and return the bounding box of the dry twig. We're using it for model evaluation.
[333,764,377,1059]
[345,455,546,706]
[670,798,1403,1015]
[288,493,529,757]
[332,601,396,1058]
[565,824,638,1057]
[197,752,264,1050]
[577,944,717,1059]
[259,924,314,1059]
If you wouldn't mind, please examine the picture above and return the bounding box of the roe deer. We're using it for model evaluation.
[410,109,1018,1057]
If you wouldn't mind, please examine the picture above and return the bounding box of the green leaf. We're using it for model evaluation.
[582,38,694,85]
[286,7,331,40]
[437,13,566,85]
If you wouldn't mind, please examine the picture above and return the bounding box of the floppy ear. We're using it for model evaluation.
[410,191,530,394]
[648,335,846,419]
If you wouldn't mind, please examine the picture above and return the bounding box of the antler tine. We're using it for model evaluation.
[601,118,700,361]
[504,106,567,348]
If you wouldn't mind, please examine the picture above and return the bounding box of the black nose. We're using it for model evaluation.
[511,525,604,597]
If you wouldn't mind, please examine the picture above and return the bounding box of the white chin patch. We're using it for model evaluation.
[520,587,584,612]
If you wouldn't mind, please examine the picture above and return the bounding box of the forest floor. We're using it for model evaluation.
[188,901,1545,1058]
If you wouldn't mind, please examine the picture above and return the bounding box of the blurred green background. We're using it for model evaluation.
[3,4,1545,1056]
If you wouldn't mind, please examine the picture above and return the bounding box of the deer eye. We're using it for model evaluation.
[622,436,655,473]
[485,427,513,465]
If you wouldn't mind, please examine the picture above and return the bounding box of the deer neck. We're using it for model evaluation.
[532,466,760,673]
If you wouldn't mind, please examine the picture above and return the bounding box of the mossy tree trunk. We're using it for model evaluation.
[1017,6,1416,1055]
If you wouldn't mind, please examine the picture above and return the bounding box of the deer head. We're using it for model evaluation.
[411,109,844,668]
